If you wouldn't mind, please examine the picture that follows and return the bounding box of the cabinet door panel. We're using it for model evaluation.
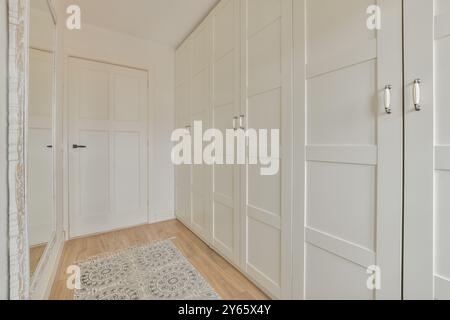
[293,0,403,300]
[241,0,293,299]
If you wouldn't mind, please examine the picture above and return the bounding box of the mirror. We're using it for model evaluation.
[28,0,56,278]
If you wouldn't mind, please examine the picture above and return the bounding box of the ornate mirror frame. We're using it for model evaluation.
[8,0,57,300]
[8,0,30,300]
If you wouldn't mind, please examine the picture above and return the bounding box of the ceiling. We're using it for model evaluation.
[62,0,219,48]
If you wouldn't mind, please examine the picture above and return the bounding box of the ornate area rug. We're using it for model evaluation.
[74,240,220,300]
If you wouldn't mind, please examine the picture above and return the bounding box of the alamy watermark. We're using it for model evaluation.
[171,121,280,176]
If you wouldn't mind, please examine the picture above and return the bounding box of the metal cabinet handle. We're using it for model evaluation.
[414,79,422,111]
[384,85,392,114]
[233,116,238,131]
[239,115,245,130]
[73,144,87,149]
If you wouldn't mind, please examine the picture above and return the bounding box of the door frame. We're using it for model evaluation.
[63,54,151,239]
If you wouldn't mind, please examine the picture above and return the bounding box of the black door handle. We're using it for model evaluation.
[46,145,53,148]
[73,144,87,149]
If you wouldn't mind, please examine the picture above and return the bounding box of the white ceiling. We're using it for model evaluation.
[62,0,219,48]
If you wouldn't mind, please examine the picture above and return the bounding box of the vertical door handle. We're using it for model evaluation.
[384,85,392,114]
[233,116,238,131]
[413,79,422,111]
[239,115,245,130]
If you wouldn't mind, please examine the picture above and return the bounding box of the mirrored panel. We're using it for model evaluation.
[28,0,56,278]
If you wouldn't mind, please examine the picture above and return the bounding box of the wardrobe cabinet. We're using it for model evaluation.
[175,0,450,300]
[175,0,293,299]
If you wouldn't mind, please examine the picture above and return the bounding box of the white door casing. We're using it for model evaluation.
[404,0,450,300]
[68,57,148,238]
[212,0,241,265]
[293,0,403,300]
[240,0,293,299]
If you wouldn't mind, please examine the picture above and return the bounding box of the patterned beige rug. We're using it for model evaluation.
[74,240,220,300]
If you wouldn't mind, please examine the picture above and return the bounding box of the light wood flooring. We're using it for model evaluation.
[30,244,47,277]
[50,219,268,300]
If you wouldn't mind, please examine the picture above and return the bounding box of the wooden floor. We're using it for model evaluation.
[50,220,268,300]
[30,244,47,277]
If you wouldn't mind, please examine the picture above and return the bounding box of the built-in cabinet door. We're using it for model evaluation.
[212,0,240,264]
[68,57,148,238]
[190,18,213,242]
[404,0,450,300]
[240,0,293,299]
[175,40,192,226]
[293,0,403,299]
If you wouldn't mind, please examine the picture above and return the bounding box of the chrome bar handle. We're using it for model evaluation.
[414,79,422,111]
[384,85,392,114]
[233,116,238,131]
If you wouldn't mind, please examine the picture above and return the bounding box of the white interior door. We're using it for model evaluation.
[68,57,148,238]
[404,0,450,300]
[240,0,293,299]
[212,0,241,264]
[190,19,213,242]
[175,39,192,226]
[28,48,54,246]
[293,0,403,300]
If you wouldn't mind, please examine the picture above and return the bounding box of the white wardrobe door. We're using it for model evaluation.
[241,0,293,299]
[68,57,148,238]
[212,0,240,263]
[190,18,213,242]
[404,0,450,300]
[293,0,403,299]
[175,40,192,226]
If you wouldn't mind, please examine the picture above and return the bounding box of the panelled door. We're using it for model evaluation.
[212,0,241,264]
[68,57,148,238]
[175,39,192,227]
[190,18,213,242]
[241,0,293,299]
[293,0,403,299]
[404,0,450,300]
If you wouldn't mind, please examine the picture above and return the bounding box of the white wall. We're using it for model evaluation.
[57,7,175,231]
[0,0,9,300]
